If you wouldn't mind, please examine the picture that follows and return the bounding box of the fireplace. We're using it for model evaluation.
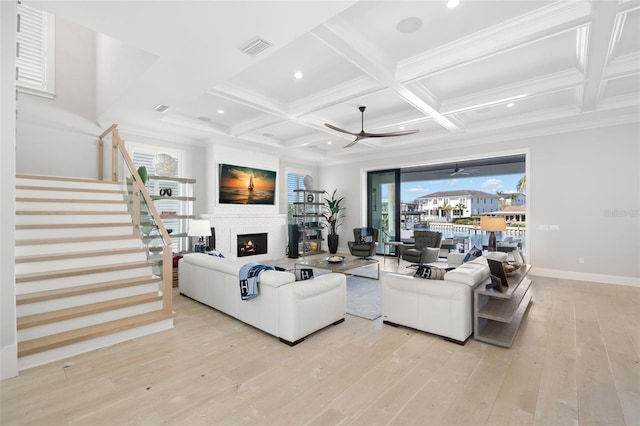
[237,233,268,257]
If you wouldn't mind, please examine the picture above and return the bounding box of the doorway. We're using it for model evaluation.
[367,169,400,255]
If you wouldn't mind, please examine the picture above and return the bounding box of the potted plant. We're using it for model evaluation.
[321,189,345,254]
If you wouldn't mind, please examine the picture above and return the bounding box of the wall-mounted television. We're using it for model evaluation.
[219,163,276,205]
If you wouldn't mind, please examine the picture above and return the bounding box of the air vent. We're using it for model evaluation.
[241,38,272,56]
[154,104,170,113]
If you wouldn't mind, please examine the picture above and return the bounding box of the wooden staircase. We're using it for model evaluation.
[15,174,174,370]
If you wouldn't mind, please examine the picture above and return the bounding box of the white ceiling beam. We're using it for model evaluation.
[311,19,463,133]
[581,1,624,112]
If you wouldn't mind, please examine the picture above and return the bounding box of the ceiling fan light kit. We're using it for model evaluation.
[324,106,419,148]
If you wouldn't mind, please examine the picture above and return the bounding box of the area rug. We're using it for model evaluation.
[346,270,387,320]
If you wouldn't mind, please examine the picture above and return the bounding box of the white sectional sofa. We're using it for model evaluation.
[381,253,503,344]
[179,253,347,345]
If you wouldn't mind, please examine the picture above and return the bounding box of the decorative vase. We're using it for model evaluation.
[303,175,313,190]
[328,234,339,254]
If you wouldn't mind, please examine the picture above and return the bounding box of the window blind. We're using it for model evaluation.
[16,3,54,95]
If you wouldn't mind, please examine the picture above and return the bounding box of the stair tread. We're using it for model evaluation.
[16,276,162,304]
[17,311,174,357]
[16,198,126,204]
[16,210,131,215]
[16,185,125,194]
[18,293,162,330]
[16,174,117,185]
[16,223,135,230]
[17,234,139,246]
[16,247,147,263]
[16,261,152,283]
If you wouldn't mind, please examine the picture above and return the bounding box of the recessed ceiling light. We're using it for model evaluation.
[447,0,460,9]
[217,109,225,114]
[154,104,170,113]
[396,17,422,34]
[399,126,405,130]
[294,71,303,80]
[327,141,332,145]
[506,103,515,108]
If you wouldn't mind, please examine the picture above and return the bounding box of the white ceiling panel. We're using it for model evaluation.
[338,0,554,62]
[454,89,579,125]
[27,0,640,161]
[226,33,365,106]
[416,29,579,101]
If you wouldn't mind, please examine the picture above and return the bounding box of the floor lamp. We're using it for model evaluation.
[481,217,506,252]
[188,219,212,253]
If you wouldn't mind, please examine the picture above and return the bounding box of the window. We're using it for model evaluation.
[286,170,309,224]
[16,3,55,97]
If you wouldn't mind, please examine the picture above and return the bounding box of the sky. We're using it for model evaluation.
[401,173,523,203]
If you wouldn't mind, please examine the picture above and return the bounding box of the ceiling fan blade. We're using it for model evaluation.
[360,129,419,138]
[343,138,360,148]
[324,123,359,136]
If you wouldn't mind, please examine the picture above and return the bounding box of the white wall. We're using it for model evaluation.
[319,123,640,286]
[1,0,18,380]
[17,17,102,179]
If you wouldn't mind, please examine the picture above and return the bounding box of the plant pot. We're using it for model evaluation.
[327,234,339,254]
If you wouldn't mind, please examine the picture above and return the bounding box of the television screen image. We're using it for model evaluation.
[219,164,276,205]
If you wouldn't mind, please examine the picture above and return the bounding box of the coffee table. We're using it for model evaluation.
[295,256,380,280]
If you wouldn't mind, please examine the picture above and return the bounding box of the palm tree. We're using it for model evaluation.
[454,202,467,216]
[517,175,526,194]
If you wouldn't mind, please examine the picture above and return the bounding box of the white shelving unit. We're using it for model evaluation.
[145,175,196,254]
[292,189,325,257]
[474,264,532,348]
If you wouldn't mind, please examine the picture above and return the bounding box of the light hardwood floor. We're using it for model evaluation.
[2,257,639,425]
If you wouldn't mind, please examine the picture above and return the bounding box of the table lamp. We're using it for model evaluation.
[188,219,212,253]
[480,217,506,252]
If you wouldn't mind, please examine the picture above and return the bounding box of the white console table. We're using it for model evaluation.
[474,264,532,348]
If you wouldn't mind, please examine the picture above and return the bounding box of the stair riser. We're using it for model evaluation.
[16,226,135,239]
[16,214,133,225]
[17,284,161,317]
[17,301,163,342]
[17,318,174,371]
[16,178,122,192]
[16,252,149,275]
[16,189,125,201]
[16,239,142,256]
[16,202,129,212]
[16,267,154,294]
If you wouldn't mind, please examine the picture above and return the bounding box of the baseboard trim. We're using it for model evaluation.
[531,268,639,288]
[1,343,19,380]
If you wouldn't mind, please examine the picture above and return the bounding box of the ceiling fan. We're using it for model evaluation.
[324,106,419,148]
[449,164,481,176]
[450,164,469,176]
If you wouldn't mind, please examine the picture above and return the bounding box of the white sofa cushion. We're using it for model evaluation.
[444,262,489,287]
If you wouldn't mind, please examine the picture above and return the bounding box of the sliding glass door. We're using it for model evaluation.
[367,169,400,255]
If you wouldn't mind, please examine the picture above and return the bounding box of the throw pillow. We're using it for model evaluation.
[414,265,446,280]
[463,246,482,263]
[274,266,315,281]
[207,250,225,258]
[292,268,314,281]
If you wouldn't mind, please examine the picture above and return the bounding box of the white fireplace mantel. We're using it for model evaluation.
[200,213,288,261]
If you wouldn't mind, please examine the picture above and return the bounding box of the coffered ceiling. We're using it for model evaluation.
[30,0,640,162]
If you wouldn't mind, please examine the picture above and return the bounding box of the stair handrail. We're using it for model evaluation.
[98,124,173,314]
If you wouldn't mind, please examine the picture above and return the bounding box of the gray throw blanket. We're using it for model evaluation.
[239,262,274,301]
